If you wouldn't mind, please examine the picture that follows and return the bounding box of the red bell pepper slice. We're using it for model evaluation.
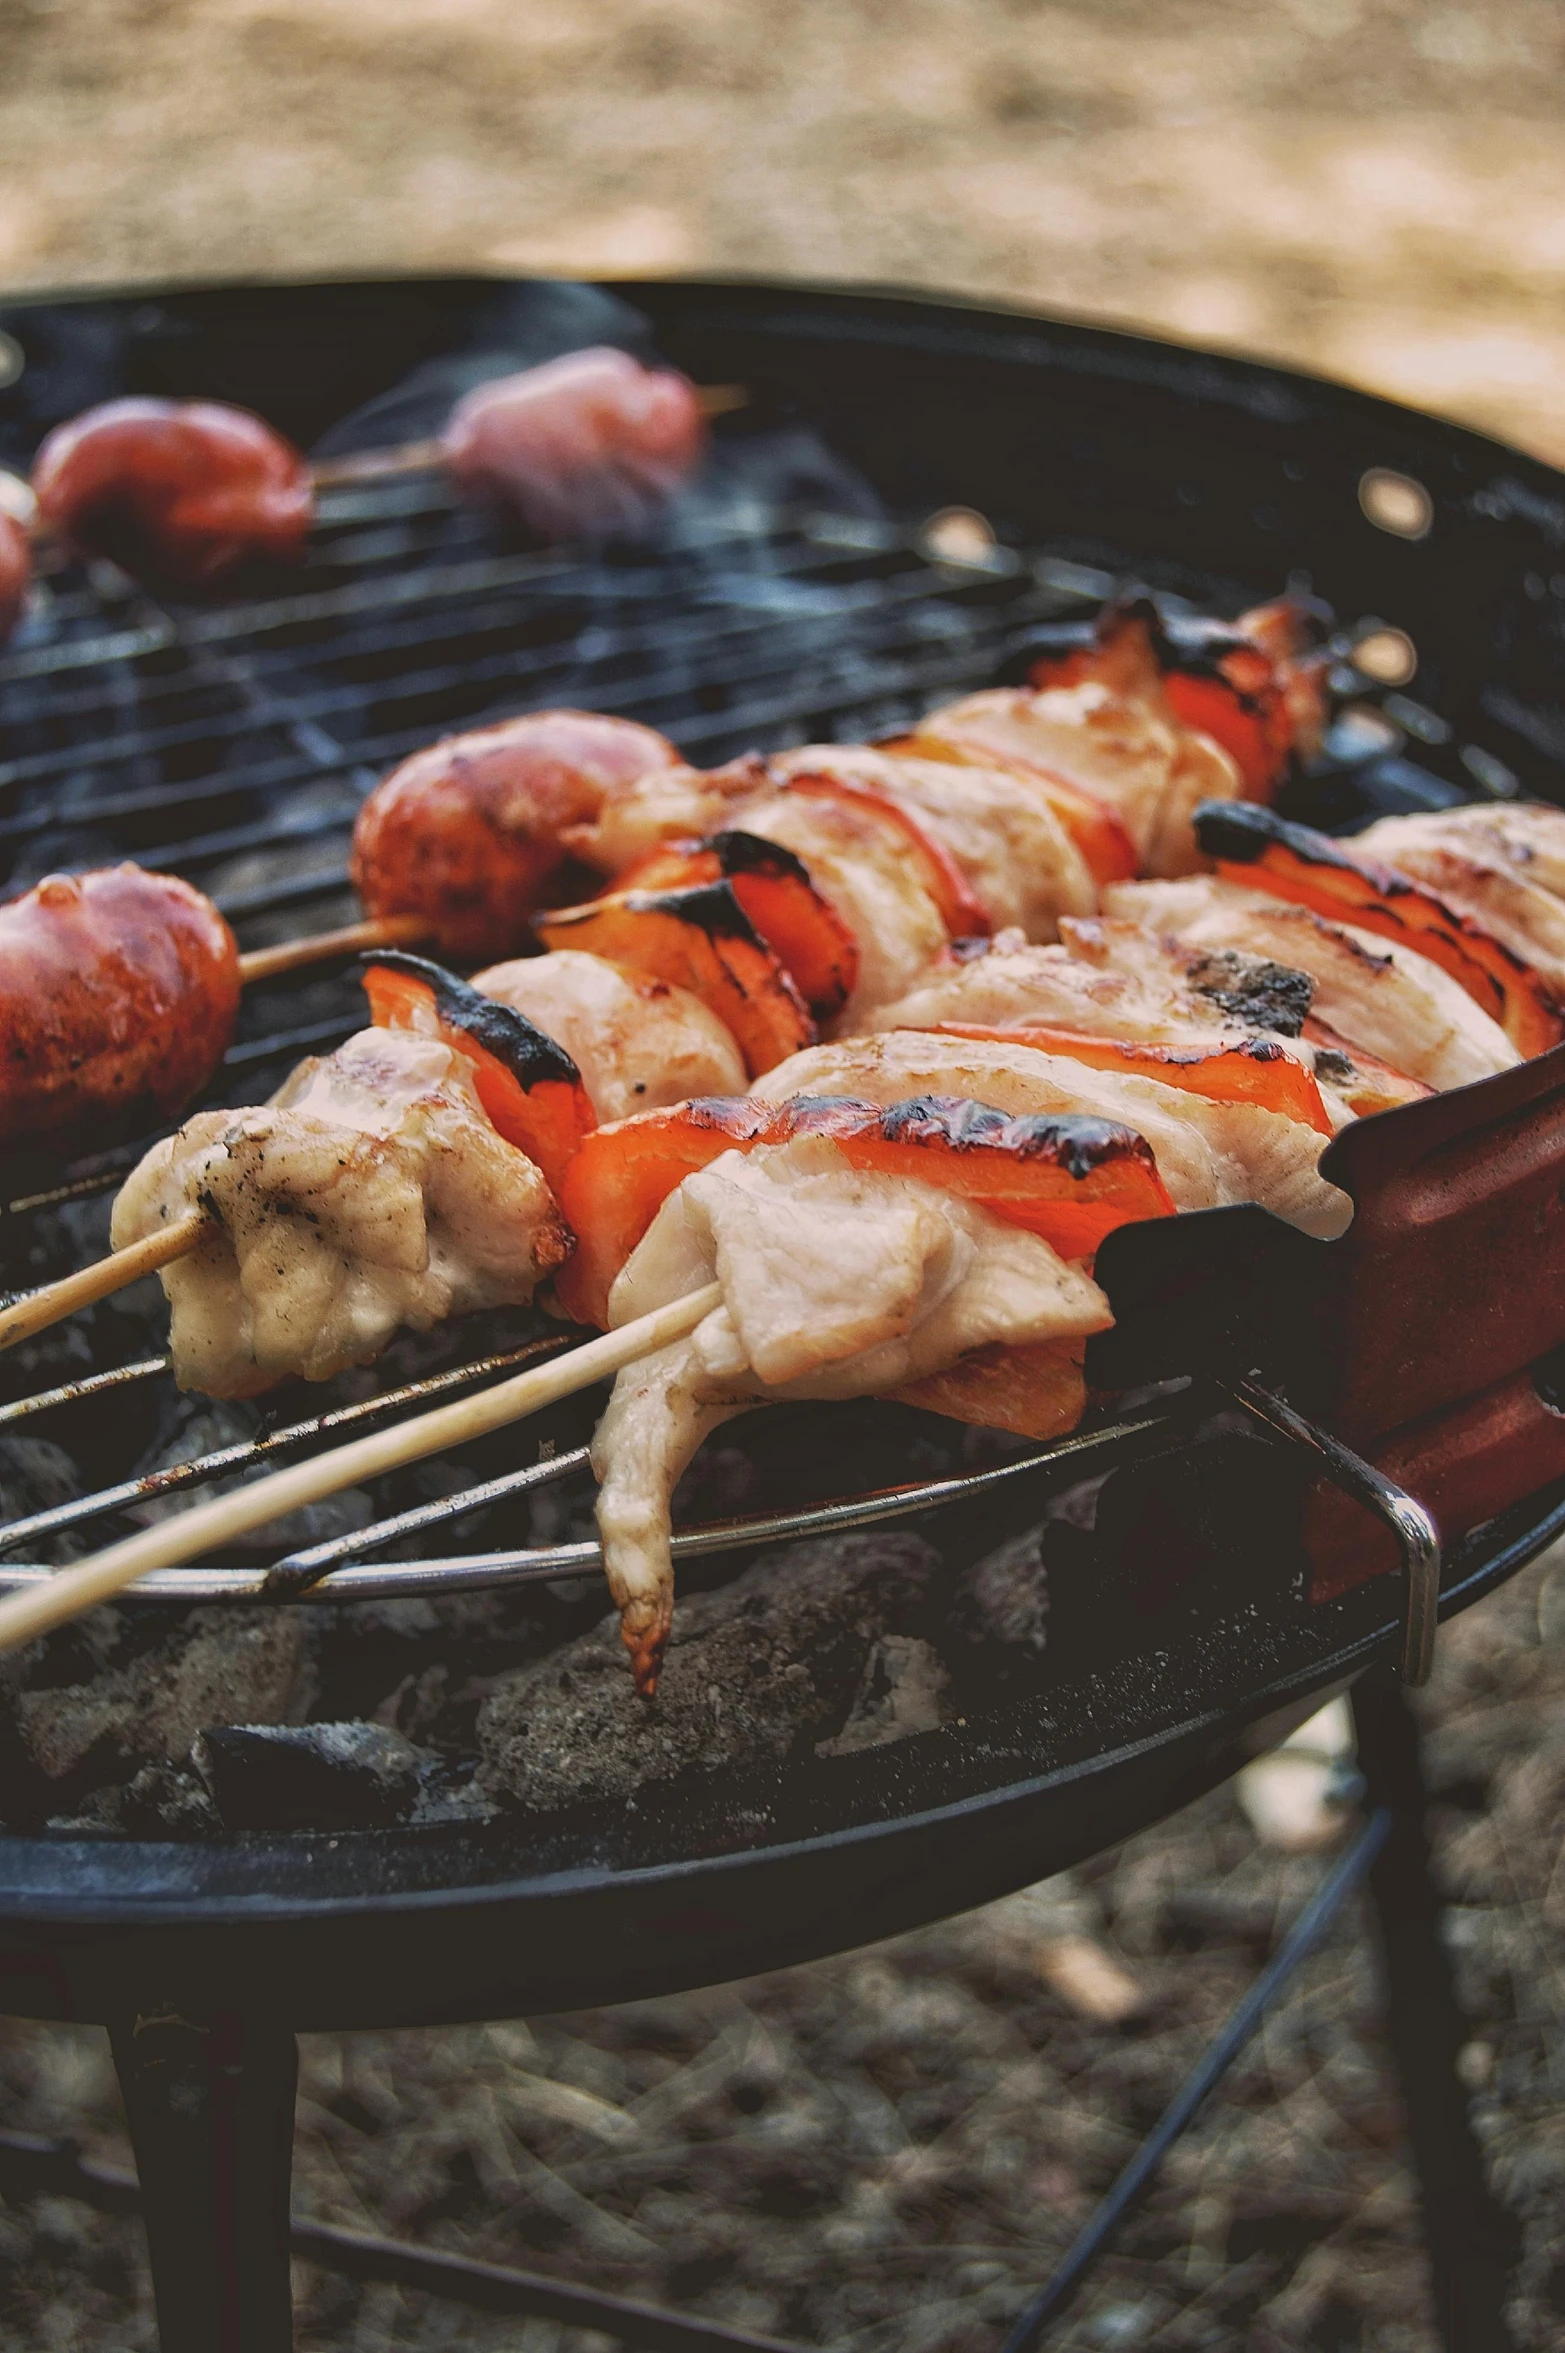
[362,951,596,1196]
[613,830,859,1019]
[929,1021,1334,1135]
[554,1091,1174,1328]
[1301,1017,1433,1118]
[534,878,816,1077]
[1196,801,1565,1057]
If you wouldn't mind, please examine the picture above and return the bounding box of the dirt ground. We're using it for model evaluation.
[5,4,1565,2348]
[2,1,1565,465]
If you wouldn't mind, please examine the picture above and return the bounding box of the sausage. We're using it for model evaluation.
[0,510,29,642]
[0,866,240,1144]
[350,709,684,961]
[441,348,706,539]
[32,398,312,589]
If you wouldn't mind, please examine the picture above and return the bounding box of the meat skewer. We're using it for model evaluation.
[6,352,721,625]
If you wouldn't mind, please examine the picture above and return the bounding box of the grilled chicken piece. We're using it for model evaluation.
[0,864,240,1145]
[592,1133,1112,1686]
[112,1028,570,1398]
[351,710,683,960]
[752,1032,1352,1237]
[914,678,1241,876]
[1353,808,1565,996]
[1103,878,1517,1092]
[765,744,1098,939]
[473,948,746,1121]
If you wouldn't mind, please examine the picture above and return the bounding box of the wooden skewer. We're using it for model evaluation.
[0,1281,721,1656]
[235,910,431,985]
[0,1208,208,1355]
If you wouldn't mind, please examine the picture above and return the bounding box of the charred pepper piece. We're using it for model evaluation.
[1196,800,1565,1058]
[929,1022,1334,1135]
[362,950,596,1195]
[555,1091,1175,1327]
[613,829,860,1020]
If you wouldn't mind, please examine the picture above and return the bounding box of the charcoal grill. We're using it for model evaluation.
[2,273,1564,2350]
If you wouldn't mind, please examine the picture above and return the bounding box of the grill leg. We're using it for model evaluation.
[1352,1670,1519,2352]
[110,2007,298,2353]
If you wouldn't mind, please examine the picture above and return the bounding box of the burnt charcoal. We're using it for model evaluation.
[946,1526,1050,1662]
[815,1633,951,1756]
[120,1762,221,1838]
[193,1719,433,1832]
[12,1607,316,1795]
[477,1531,940,1814]
[0,1435,88,1563]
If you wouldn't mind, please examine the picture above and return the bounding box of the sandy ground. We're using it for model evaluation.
[3,1,1565,464]
[4,6,1565,2348]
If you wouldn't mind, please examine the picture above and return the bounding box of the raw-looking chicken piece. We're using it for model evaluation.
[111,1028,570,1398]
[592,1131,1113,1687]
[912,677,1241,877]
[473,948,746,1121]
[765,744,1099,940]
[442,348,707,540]
[1353,807,1565,997]
[751,1031,1352,1239]
[1104,876,1517,1092]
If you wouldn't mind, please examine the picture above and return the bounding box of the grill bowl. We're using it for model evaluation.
[2,274,1565,2029]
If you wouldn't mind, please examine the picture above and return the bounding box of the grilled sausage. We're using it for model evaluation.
[32,398,312,589]
[442,348,706,539]
[0,510,29,642]
[350,709,684,960]
[0,865,240,1144]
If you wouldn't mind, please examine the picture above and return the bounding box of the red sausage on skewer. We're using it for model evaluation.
[0,865,240,1145]
[442,347,707,538]
[349,709,686,961]
[32,398,313,590]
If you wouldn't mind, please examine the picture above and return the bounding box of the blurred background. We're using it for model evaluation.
[3,0,1565,463]
[5,5,1565,2350]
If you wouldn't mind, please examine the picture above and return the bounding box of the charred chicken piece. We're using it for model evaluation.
[111,1027,570,1398]
[442,347,707,540]
[1104,874,1517,1092]
[0,865,240,1145]
[591,1115,1119,1687]
[31,398,312,589]
[350,710,683,961]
